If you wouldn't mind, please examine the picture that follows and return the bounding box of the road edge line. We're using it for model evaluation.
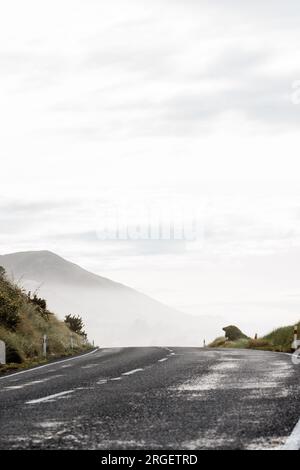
[0,348,99,381]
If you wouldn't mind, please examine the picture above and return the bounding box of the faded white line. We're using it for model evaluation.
[110,377,122,381]
[158,358,168,363]
[81,364,99,369]
[122,368,144,376]
[282,418,300,450]
[0,348,99,381]
[97,379,108,385]
[3,375,63,391]
[3,385,25,390]
[26,390,74,404]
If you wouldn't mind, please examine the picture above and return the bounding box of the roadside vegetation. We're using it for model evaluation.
[209,322,300,353]
[0,266,91,374]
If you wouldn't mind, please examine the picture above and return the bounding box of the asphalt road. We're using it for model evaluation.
[0,347,300,450]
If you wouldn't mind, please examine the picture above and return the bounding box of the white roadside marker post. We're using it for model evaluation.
[292,325,300,351]
[0,340,6,365]
[43,334,47,358]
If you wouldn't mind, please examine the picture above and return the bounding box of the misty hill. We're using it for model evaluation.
[0,251,223,347]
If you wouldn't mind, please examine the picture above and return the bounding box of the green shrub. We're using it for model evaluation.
[6,344,23,363]
[0,294,20,330]
[64,314,87,337]
[0,266,5,279]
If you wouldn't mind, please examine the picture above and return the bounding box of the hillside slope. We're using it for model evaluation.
[0,251,221,346]
[0,267,88,370]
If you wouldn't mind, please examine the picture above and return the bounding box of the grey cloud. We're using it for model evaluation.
[20,3,300,140]
[0,51,68,90]
[170,87,291,124]
[84,45,175,83]
[0,200,74,216]
[49,43,300,140]
[203,48,272,80]
[169,0,300,25]
[47,231,99,242]
[206,0,300,20]
[130,240,187,256]
[45,230,188,256]
[0,200,80,236]
[105,240,188,258]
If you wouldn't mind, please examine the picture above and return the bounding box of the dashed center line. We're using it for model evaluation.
[21,348,174,406]
[97,379,108,385]
[2,375,63,391]
[122,368,144,376]
[26,390,74,404]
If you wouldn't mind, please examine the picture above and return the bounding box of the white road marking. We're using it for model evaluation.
[0,348,99,381]
[3,385,24,390]
[26,390,75,404]
[158,358,168,363]
[97,379,108,385]
[110,377,122,381]
[81,364,99,369]
[2,375,63,391]
[282,418,300,450]
[122,368,144,376]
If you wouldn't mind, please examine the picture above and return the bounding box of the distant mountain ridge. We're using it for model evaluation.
[0,251,224,346]
[0,251,120,288]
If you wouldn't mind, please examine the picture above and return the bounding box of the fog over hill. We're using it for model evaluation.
[0,251,224,346]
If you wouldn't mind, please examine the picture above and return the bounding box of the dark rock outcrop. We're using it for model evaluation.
[223,325,249,341]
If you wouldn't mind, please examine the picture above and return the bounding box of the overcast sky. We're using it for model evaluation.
[1,0,300,335]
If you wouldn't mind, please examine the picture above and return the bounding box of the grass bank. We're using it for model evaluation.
[0,267,91,375]
[209,321,300,353]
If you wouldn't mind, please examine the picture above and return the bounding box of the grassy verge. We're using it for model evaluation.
[0,267,92,375]
[209,321,300,353]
